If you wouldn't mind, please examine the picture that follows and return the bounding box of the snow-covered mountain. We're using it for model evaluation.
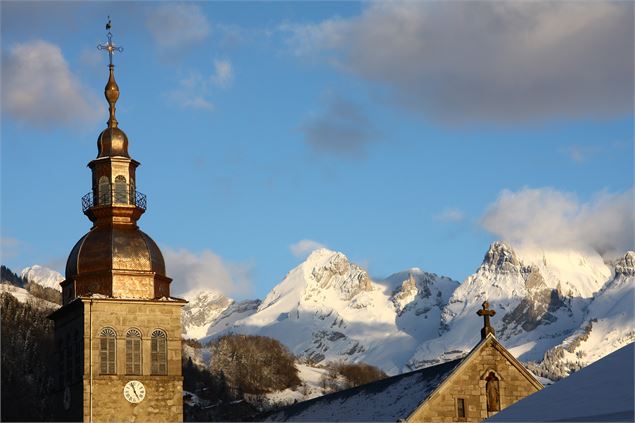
[408,242,627,371]
[7,240,631,381]
[201,248,458,374]
[20,265,63,292]
[182,289,234,339]
[181,288,261,339]
[192,243,631,379]
[529,251,635,377]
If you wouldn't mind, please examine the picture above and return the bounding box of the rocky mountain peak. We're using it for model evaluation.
[481,241,522,273]
[20,265,63,292]
[308,249,372,300]
[182,289,233,339]
[614,251,635,277]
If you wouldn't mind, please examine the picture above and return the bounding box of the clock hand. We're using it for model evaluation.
[132,385,139,398]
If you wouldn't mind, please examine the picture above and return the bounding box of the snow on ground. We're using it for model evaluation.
[183,390,202,407]
[264,359,461,422]
[0,283,59,309]
[488,342,634,422]
[264,363,329,406]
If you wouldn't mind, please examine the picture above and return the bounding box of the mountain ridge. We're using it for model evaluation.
[3,241,632,381]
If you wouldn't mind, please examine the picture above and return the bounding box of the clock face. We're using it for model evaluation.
[123,380,146,404]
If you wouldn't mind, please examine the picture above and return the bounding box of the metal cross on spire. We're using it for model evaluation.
[97,17,123,66]
[476,301,496,340]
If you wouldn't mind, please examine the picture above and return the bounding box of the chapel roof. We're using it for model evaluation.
[263,358,462,422]
[264,334,542,422]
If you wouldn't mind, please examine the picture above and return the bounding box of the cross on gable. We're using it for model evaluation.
[476,301,496,340]
[477,301,496,318]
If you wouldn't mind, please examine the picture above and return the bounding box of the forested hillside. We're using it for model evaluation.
[1,293,56,421]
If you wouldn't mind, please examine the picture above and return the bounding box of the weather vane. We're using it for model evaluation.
[97,16,123,66]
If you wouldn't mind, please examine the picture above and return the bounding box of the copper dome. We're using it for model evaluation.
[97,127,129,158]
[66,226,165,281]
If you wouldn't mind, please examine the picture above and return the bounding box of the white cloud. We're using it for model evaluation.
[481,187,634,255]
[290,239,327,258]
[2,40,102,128]
[435,208,465,223]
[163,247,253,298]
[167,72,215,111]
[299,95,378,157]
[282,2,633,124]
[561,145,607,164]
[166,59,234,111]
[1,237,23,260]
[211,59,233,88]
[280,18,348,58]
[146,3,210,51]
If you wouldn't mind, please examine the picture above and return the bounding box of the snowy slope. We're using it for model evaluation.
[531,251,635,377]
[488,342,634,422]
[572,251,635,362]
[0,283,59,309]
[408,242,613,368]
[184,242,627,383]
[205,299,261,336]
[202,249,458,374]
[182,289,233,339]
[263,363,329,406]
[20,265,63,292]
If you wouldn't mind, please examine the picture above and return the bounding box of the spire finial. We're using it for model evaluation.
[97,17,124,128]
[476,301,496,340]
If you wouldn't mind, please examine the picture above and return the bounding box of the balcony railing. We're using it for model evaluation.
[82,185,147,212]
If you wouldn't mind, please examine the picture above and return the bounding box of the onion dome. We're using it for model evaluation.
[65,227,166,282]
[97,126,129,158]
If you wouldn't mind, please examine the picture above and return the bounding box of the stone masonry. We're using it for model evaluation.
[409,337,541,422]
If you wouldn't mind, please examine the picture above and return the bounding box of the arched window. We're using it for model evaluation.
[486,372,501,412]
[114,175,128,204]
[98,176,111,205]
[151,329,167,375]
[99,327,116,374]
[126,328,142,375]
[129,179,136,206]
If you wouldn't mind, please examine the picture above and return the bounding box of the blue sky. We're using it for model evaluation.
[1,1,633,299]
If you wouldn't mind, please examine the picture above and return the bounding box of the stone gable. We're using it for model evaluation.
[408,336,542,422]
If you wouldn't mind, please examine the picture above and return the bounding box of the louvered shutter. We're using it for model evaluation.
[107,337,115,374]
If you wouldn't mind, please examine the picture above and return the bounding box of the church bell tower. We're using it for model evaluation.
[49,21,185,422]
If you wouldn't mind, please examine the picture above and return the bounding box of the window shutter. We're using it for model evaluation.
[134,339,141,374]
[107,337,115,374]
[126,338,132,374]
[151,330,167,375]
[100,338,107,374]
[158,338,167,374]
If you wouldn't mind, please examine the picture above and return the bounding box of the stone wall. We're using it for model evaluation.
[86,377,182,423]
[111,273,155,299]
[81,298,184,422]
[409,339,541,422]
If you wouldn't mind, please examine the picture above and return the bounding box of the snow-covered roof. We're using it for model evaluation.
[488,342,635,422]
[264,358,462,422]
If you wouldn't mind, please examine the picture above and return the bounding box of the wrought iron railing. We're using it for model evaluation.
[82,186,147,212]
